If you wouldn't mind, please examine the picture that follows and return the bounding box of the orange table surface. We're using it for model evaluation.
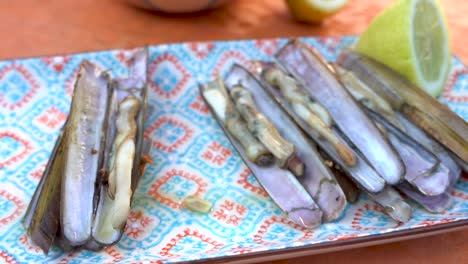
[1,0,467,263]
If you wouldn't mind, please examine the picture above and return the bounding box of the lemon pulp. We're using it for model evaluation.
[356,0,450,97]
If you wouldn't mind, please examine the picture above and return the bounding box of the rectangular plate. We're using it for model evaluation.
[0,36,467,263]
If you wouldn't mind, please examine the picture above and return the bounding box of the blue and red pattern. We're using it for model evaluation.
[0,36,467,263]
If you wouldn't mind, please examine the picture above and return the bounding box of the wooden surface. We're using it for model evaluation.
[1,0,466,263]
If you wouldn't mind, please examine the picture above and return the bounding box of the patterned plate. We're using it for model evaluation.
[0,36,467,264]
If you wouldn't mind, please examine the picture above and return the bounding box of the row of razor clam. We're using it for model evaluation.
[23,50,151,254]
[200,39,468,228]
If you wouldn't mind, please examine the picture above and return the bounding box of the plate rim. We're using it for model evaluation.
[201,219,468,263]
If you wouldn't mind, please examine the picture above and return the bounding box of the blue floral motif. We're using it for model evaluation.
[0,72,30,104]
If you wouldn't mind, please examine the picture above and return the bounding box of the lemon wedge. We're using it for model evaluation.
[355,0,451,97]
[286,0,349,23]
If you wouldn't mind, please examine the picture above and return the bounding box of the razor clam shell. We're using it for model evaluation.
[257,61,386,193]
[275,40,405,185]
[202,78,273,166]
[90,185,121,246]
[335,66,406,132]
[396,113,462,185]
[54,223,74,252]
[367,110,450,196]
[130,49,149,192]
[336,65,461,189]
[336,49,468,163]
[200,83,323,228]
[327,162,360,203]
[387,132,449,196]
[111,49,148,191]
[88,139,151,249]
[23,171,46,231]
[316,148,360,203]
[367,186,413,223]
[397,182,453,213]
[89,49,149,246]
[23,124,66,231]
[23,129,66,254]
[88,86,124,247]
[61,61,111,246]
[224,64,347,222]
[336,49,405,109]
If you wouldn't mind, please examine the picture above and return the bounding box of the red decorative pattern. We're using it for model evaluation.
[35,106,67,129]
[18,234,42,254]
[104,247,124,263]
[57,251,77,264]
[115,50,137,67]
[211,50,253,78]
[327,233,360,241]
[145,116,193,153]
[0,250,18,264]
[442,68,468,103]
[29,163,46,180]
[254,39,280,56]
[0,64,40,110]
[149,53,191,99]
[0,131,33,169]
[316,36,343,54]
[419,218,456,227]
[200,141,232,167]
[213,199,248,226]
[0,190,25,227]
[64,68,79,96]
[229,246,254,255]
[125,210,155,239]
[451,190,468,200]
[252,216,313,246]
[351,203,403,231]
[237,168,268,197]
[188,42,215,60]
[159,228,224,258]
[41,56,71,72]
[148,169,208,209]
[189,95,210,114]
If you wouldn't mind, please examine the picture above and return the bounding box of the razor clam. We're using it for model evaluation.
[230,84,304,176]
[336,49,468,163]
[366,186,413,223]
[257,62,385,193]
[369,111,450,196]
[224,64,347,222]
[89,50,149,247]
[336,67,405,131]
[275,40,405,185]
[200,80,323,228]
[25,50,150,253]
[61,61,111,246]
[115,49,149,192]
[321,157,360,203]
[337,67,454,195]
[262,64,356,167]
[201,78,273,166]
[89,93,143,246]
[230,84,305,176]
[397,182,453,213]
[396,113,462,186]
